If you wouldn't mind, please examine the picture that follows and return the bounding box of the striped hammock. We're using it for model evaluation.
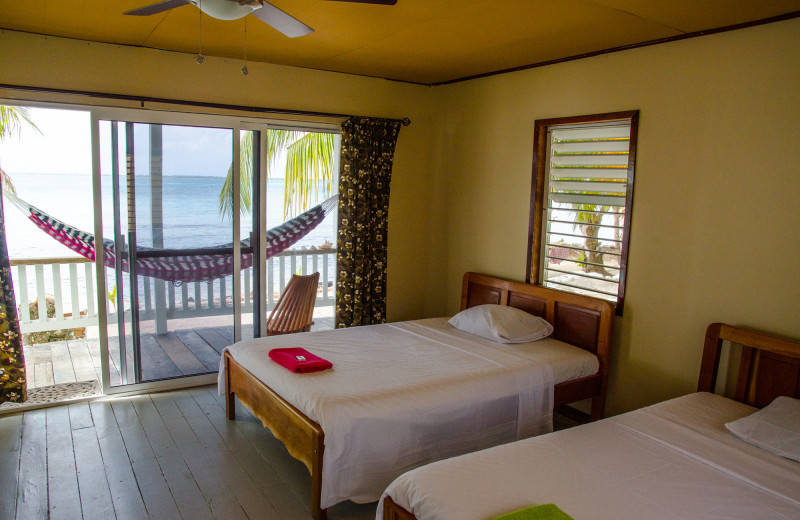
[4,191,337,284]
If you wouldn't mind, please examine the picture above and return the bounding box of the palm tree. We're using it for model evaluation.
[572,204,612,277]
[219,129,335,220]
[0,106,41,194]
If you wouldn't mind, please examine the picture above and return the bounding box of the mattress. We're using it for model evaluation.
[218,317,598,508]
[379,392,800,520]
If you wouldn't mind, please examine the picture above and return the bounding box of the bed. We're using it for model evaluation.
[221,272,616,520]
[379,322,800,520]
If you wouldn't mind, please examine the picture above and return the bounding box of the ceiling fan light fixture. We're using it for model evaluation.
[189,0,255,20]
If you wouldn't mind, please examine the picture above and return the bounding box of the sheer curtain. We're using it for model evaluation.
[335,117,402,328]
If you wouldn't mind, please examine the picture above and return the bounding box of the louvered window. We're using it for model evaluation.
[528,112,638,314]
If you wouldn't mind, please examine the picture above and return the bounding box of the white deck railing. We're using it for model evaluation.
[11,248,337,334]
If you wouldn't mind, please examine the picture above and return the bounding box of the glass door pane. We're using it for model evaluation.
[100,120,237,385]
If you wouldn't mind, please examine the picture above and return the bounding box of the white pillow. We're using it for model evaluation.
[725,396,800,462]
[448,304,553,344]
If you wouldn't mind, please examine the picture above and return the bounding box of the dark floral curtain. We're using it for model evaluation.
[0,184,26,404]
[335,117,403,328]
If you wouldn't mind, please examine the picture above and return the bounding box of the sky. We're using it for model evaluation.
[0,106,285,178]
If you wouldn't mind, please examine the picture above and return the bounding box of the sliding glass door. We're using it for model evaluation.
[96,116,259,389]
[90,108,339,393]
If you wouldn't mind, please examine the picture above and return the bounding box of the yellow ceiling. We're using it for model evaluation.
[1,0,799,84]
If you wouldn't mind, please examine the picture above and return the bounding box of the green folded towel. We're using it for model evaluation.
[492,503,574,520]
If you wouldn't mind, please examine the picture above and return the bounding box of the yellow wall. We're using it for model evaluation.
[2,19,800,416]
[0,29,448,323]
[431,18,800,414]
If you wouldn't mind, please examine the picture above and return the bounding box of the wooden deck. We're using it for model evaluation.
[23,318,335,389]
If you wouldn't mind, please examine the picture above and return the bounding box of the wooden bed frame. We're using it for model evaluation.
[225,272,616,520]
[383,321,800,520]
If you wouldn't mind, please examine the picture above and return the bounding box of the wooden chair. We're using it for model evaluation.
[266,272,320,336]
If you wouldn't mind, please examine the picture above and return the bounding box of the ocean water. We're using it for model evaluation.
[3,173,337,309]
[4,173,336,258]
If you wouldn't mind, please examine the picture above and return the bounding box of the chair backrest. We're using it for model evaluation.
[266,272,320,336]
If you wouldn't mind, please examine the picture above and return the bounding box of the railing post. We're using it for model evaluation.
[279,256,286,297]
[35,264,47,324]
[52,264,64,321]
[69,263,81,320]
[16,265,30,324]
[244,266,251,312]
[267,257,274,308]
[85,262,96,320]
[322,252,330,303]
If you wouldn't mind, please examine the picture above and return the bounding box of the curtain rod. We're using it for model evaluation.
[0,83,411,126]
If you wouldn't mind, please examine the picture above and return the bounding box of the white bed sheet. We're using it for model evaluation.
[218,317,598,508]
[378,392,800,520]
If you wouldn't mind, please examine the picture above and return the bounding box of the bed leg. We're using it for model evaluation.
[311,435,325,520]
[590,394,606,421]
[226,391,236,420]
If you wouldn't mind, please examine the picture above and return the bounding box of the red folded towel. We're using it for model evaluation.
[268,347,333,373]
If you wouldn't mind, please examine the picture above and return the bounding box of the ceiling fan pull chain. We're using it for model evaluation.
[242,16,249,75]
[196,0,205,64]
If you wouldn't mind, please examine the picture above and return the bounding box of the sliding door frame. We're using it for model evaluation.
[89,106,340,396]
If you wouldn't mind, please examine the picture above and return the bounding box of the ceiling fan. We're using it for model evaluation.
[124,0,398,38]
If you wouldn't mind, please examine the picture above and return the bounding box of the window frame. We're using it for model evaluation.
[526,110,639,316]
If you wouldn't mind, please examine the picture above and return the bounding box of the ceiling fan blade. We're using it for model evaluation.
[124,0,190,16]
[326,0,398,5]
[252,2,314,38]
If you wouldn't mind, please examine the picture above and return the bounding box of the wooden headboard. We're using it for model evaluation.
[698,323,800,407]
[460,272,616,380]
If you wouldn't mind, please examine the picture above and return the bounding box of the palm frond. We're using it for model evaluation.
[218,129,336,221]
[0,106,41,195]
[284,132,335,218]
[0,106,41,140]
[0,166,15,195]
[219,131,254,220]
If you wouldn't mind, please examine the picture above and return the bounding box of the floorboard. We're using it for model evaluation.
[72,425,116,520]
[129,395,213,519]
[68,402,94,431]
[215,325,235,343]
[89,402,148,520]
[130,455,182,520]
[45,406,82,520]
[0,413,23,520]
[139,334,182,382]
[110,399,156,464]
[150,393,249,520]
[174,329,222,371]
[193,327,232,354]
[51,342,78,385]
[68,339,101,383]
[16,409,48,520]
[171,390,282,519]
[152,332,208,376]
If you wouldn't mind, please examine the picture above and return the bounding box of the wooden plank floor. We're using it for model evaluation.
[22,318,335,390]
[0,385,375,520]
